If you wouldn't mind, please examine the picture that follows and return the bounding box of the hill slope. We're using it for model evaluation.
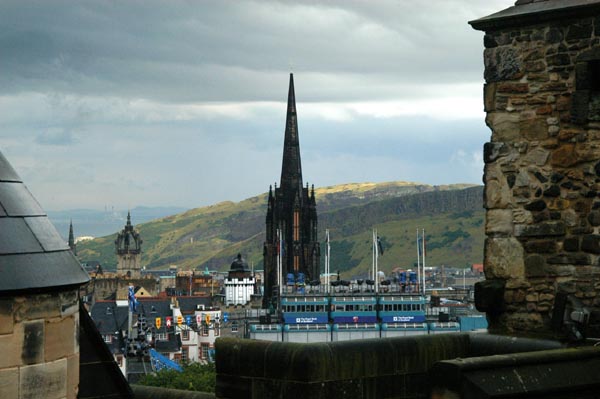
[78,182,484,277]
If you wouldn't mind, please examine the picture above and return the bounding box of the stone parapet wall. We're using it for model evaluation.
[0,289,80,399]
[215,334,562,399]
[481,12,600,335]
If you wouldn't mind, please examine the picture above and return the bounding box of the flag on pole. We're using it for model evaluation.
[127,285,138,313]
[377,236,384,256]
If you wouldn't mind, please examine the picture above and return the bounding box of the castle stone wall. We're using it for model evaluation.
[479,11,600,335]
[0,289,80,399]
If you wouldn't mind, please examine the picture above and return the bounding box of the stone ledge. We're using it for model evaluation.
[431,346,600,398]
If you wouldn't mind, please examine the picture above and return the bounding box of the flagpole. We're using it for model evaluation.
[371,229,375,290]
[416,228,420,294]
[422,229,426,295]
[325,229,330,294]
[278,228,282,299]
[375,229,379,294]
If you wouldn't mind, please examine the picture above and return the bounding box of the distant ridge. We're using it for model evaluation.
[77,182,484,276]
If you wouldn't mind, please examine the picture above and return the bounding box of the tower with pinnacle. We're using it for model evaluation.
[263,74,320,308]
[115,211,143,277]
[68,220,77,255]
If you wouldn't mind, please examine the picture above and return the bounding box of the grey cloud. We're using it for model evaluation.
[35,128,77,146]
[0,0,514,103]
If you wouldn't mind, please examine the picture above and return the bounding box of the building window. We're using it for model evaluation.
[293,210,300,240]
[181,347,188,363]
[215,323,220,337]
[202,323,209,336]
[182,329,190,341]
[573,49,600,124]
[201,343,209,360]
[155,333,167,341]
[103,334,112,343]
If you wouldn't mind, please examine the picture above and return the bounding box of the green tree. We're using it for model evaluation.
[138,362,216,393]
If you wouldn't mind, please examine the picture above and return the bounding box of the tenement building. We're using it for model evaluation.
[470,0,600,337]
[263,74,320,308]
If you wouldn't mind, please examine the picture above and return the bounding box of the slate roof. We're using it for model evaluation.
[0,151,89,294]
[470,0,600,31]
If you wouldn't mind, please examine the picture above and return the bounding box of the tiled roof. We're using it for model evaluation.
[0,151,89,293]
[470,0,600,31]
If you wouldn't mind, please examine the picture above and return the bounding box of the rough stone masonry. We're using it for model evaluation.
[471,0,600,337]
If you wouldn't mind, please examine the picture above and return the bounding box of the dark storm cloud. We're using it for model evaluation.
[0,0,512,103]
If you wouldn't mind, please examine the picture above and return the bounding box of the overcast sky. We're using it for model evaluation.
[0,0,515,211]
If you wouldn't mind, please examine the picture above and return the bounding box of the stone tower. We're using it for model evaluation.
[115,211,142,278]
[471,0,600,337]
[263,74,320,308]
[68,219,76,255]
[0,150,90,398]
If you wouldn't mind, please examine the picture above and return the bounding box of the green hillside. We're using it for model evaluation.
[78,182,484,277]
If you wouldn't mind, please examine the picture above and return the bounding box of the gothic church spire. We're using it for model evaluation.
[280,73,303,193]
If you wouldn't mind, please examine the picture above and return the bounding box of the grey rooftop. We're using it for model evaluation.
[470,0,600,31]
[0,150,89,294]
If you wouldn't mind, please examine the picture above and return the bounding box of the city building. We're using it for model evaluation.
[224,253,257,306]
[115,212,143,278]
[263,74,320,308]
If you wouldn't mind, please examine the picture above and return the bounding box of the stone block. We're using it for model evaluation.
[524,239,556,253]
[582,235,600,254]
[0,323,23,369]
[0,299,14,335]
[45,315,76,362]
[588,211,600,226]
[543,185,561,197]
[523,147,550,166]
[488,112,521,141]
[484,237,525,279]
[14,293,62,322]
[546,53,572,66]
[563,237,580,252]
[484,83,497,112]
[525,254,547,277]
[524,199,547,212]
[483,142,510,164]
[20,359,67,399]
[546,253,590,265]
[484,179,511,209]
[0,367,18,398]
[485,209,513,235]
[567,23,593,40]
[497,82,529,94]
[22,320,44,365]
[484,47,522,83]
[520,117,548,140]
[59,290,79,318]
[515,221,566,237]
[67,354,79,399]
